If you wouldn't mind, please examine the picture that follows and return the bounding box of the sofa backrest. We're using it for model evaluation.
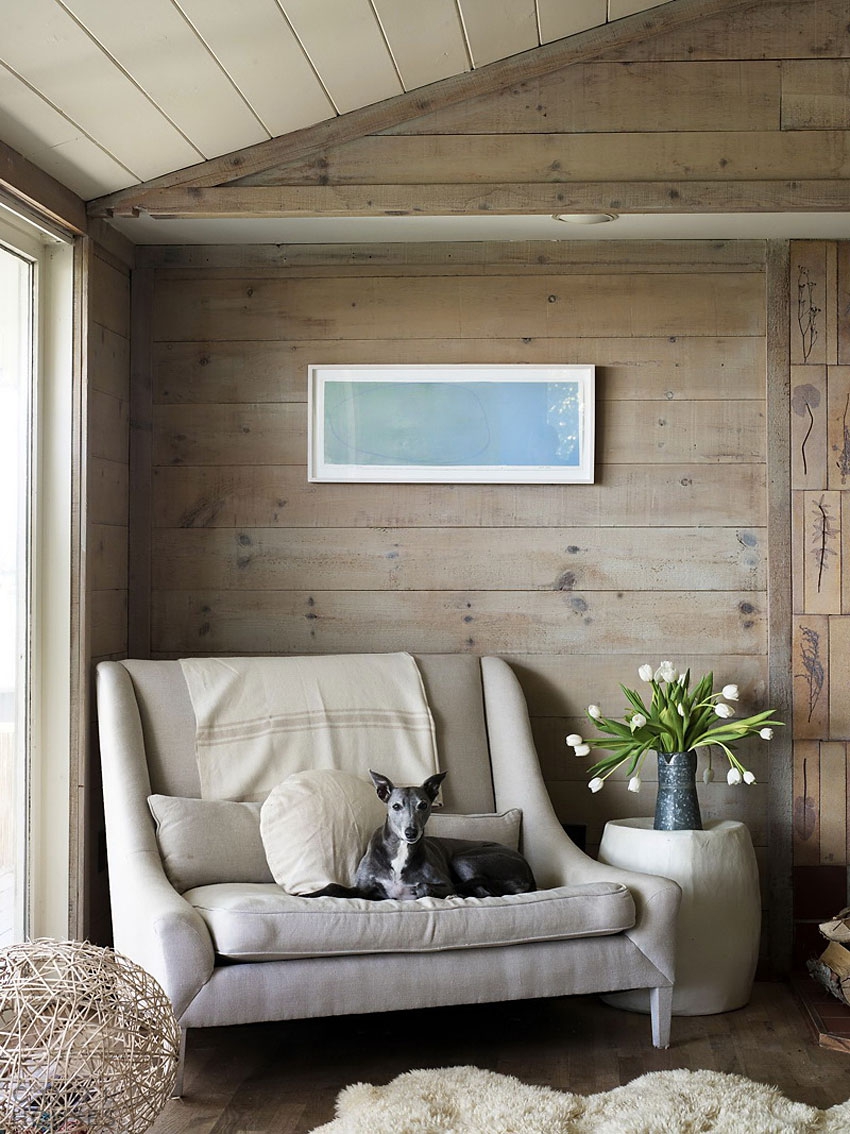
[118,654,496,814]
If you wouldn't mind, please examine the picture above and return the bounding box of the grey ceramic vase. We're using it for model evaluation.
[654,750,703,831]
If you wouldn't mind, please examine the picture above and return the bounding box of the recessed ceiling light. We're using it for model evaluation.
[553,213,619,224]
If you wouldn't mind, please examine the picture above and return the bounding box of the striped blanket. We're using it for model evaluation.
[179,653,439,801]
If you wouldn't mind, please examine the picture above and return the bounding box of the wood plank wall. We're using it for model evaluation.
[135,238,770,868]
[86,240,131,943]
[790,240,850,965]
[228,0,850,224]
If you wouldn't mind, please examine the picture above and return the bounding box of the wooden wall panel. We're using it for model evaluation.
[789,242,850,956]
[86,245,131,946]
[152,461,767,531]
[385,61,781,135]
[143,241,769,847]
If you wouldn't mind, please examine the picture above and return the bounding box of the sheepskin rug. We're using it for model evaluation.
[311,1064,850,1133]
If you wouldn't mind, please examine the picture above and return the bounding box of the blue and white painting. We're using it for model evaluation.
[309,366,595,484]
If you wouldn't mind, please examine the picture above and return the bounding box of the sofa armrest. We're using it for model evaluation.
[97,662,215,1017]
[481,656,681,984]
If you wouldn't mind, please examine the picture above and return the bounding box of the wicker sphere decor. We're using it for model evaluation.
[0,938,181,1134]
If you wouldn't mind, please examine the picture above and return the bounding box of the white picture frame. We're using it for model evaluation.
[307,364,595,484]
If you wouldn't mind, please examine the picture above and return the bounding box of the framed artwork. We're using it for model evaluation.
[307,364,595,484]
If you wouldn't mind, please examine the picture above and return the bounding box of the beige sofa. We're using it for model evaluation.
[96,654,681,1090]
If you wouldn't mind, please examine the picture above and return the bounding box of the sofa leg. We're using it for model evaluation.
[649,986,672,1049]
[172,1027,188,1098]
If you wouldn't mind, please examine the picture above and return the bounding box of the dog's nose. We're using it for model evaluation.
[404,827,418,840]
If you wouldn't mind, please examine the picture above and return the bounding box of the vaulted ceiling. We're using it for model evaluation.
[0,0,673,202]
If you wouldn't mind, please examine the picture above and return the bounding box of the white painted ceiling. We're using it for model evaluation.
[4,0,848,245]
[0,0,672,201]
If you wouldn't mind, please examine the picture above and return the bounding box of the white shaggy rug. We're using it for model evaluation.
[310,1064,850,1133]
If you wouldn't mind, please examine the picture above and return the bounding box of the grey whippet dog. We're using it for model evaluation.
[352,770,537,901]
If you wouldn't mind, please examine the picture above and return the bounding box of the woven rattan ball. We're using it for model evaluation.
[0,938,180,1134]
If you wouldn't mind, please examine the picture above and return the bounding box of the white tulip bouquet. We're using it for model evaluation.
[566,660,782,794]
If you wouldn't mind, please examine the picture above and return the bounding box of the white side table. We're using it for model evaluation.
[597,818,761,1016]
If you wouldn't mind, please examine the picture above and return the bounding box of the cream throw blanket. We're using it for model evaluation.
[179,653,439,801]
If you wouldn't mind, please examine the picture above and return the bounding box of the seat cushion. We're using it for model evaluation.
[184,881,636,961]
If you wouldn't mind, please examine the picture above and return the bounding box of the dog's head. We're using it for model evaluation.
[369,769,447,844]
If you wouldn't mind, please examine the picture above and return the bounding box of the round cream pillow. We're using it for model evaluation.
[260,769,385,895]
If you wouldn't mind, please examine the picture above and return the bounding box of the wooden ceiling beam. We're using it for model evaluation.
[87,0,767,220]
[0,138,87,235]
[103,180,850,221]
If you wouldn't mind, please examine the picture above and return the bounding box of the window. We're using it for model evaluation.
[0,205,74,942]
[0,239,32,945]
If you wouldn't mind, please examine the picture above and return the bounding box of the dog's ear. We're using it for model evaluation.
[422,771,447,802]
[369,769,394,802]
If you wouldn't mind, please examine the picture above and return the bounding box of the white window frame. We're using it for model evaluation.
[0,205,75,940]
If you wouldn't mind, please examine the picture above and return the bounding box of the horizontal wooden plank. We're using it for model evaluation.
[89,254,130,339]
[153,403,303,466]
[89,322,130,400]
[499,651,769,716]
[90,589,128,658]
[89,523,128,592]
[152,273,765,341]
[117,179,850,218]
[603,0,850,62]
[138,239,767,271]
[152,526,764,593]
[87,457,129,527]
[388,60,781,135]
[151,462,767,530]
[89,389,129,464]
[153,398,765,467]
[242,130,850,186]
[152,336,765,404]
[782,61,850,130]
[150,588,766,656]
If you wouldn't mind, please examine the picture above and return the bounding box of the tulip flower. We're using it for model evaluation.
[566,662,782,800]
[655,660,678,683]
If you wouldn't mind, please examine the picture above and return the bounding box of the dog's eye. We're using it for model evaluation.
[392,803,403,811]
[417,801,428,810]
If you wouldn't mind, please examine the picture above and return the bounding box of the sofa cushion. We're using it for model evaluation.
[430,808,521,849]
[148,794,273,892]
[149,787,524,894]
[184,881,636,961]
[260,769,525,896]
[260,770,386,894]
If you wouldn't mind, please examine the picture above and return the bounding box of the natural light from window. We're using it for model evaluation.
[0,242,31,947]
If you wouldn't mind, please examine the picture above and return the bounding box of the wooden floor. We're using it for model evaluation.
[151,981,850,1134]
